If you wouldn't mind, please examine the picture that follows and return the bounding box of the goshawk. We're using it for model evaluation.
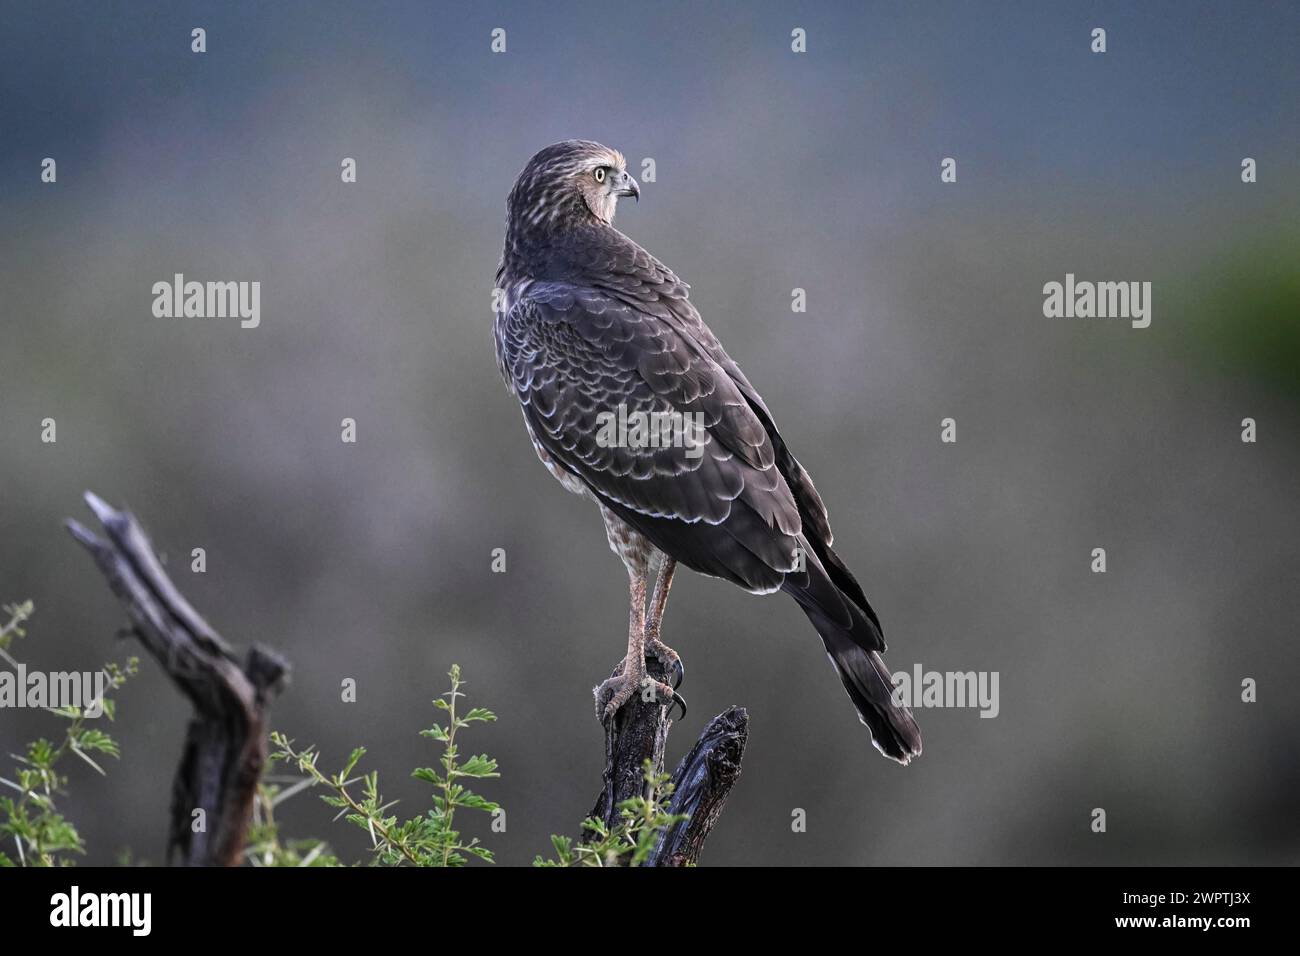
[494,140,921,763]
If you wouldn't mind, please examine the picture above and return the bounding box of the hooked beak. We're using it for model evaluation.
[615,169,639,202]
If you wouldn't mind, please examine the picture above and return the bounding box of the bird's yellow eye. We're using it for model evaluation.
[594,167,606,183]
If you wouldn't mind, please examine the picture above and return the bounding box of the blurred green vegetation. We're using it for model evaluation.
[1188,233,1300,398]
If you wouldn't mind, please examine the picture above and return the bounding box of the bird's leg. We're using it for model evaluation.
[644,557,683,689]
[595,567,678,723]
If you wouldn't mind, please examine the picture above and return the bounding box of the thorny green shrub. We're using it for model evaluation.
[267,665,501,867]
[0,601,138,867]
[266,666,687,867]
[533,763,687,867]
[0,606,686,867]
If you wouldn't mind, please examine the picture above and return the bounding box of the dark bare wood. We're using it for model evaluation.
[648,705,748,866]
[588,657,676,830]
[66,491,287,866]
[587,657,747,866]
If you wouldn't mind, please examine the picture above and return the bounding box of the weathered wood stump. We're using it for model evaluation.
[588,657,748,866]
[67,491,288,866]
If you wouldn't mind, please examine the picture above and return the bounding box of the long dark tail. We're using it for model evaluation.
[782,545,922,764]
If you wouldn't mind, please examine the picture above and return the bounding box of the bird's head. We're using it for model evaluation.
[506,140,639,231]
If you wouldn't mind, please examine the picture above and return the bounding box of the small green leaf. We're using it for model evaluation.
[456,755,499,778]
[341,747,366,777]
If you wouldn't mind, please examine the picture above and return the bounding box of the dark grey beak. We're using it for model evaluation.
[615,170,640,202]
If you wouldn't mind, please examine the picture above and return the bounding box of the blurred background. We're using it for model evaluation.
[1,0,1297,866]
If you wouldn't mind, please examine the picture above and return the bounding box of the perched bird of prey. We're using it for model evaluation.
[494,140,921,763]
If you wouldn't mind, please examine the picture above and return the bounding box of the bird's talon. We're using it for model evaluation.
[645,638,683,689]
[644,680,686,720]
[595,673,685,723]
[594,671,638,724]
[669,689,687,721]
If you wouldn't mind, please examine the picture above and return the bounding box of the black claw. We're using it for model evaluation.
[669,690,687,721]
[645,654,684,690]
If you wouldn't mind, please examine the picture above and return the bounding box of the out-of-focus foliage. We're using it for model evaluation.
[1188,234,1300,397]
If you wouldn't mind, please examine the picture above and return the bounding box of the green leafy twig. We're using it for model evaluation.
[535,761,687,867]
[0,600,35,663]
[0,601,138,867]
[244,781,339,867]
[269,665,501,867]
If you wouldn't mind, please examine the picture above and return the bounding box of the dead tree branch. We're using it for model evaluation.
[66,491,288,866]
[588,657,748,866]
[648,705,748,866]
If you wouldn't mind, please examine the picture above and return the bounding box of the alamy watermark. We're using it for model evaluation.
[595,404,705,459]
[0,664,108,718]
[891,663,999,718]
[151,273,261,329]
[50,886,151,936]
[1042,273,1151,329]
